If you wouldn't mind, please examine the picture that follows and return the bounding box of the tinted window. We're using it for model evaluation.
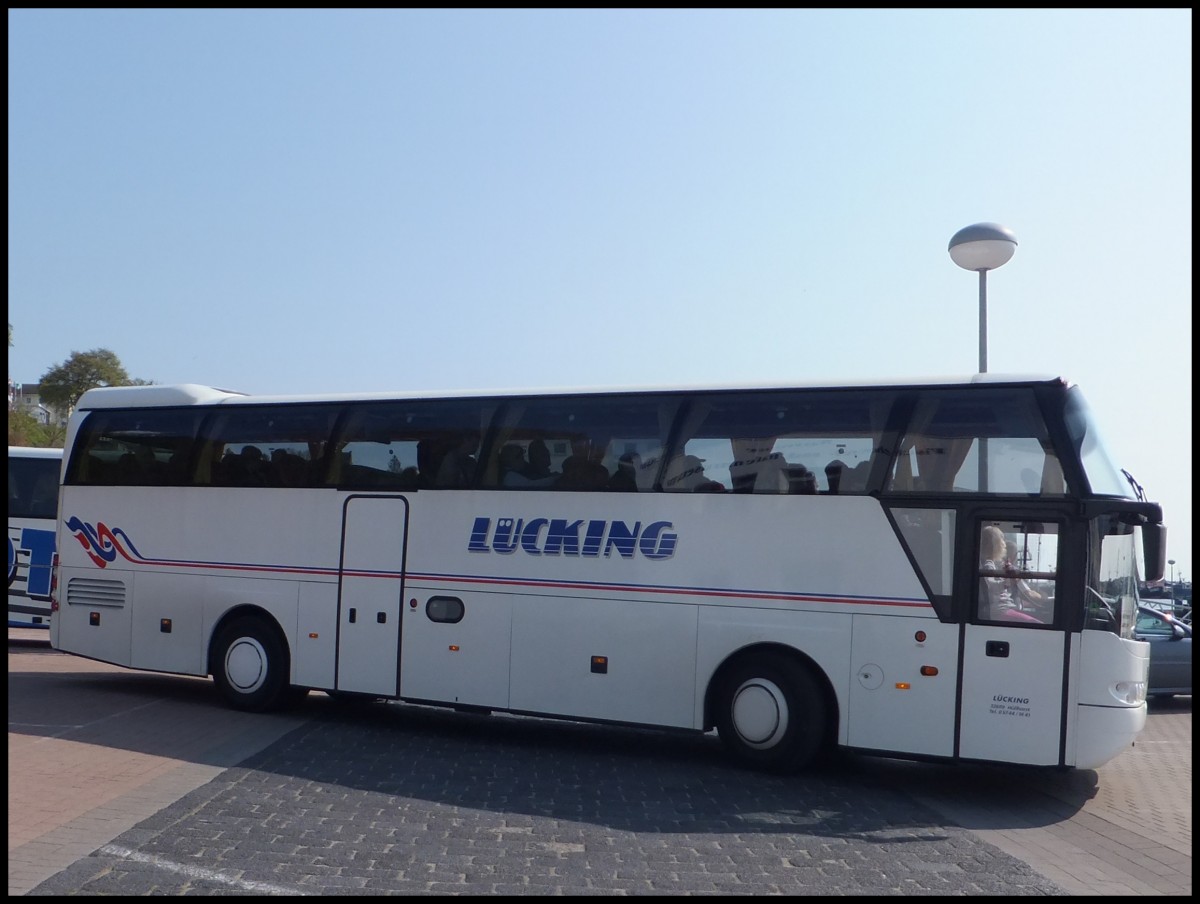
[669,390,896,494]
[889,388,1065,495]
[332,399,497,489]
[69,409,204,486]
[198,405,341,487]
[9,455,61,518]
[486,395,681,491]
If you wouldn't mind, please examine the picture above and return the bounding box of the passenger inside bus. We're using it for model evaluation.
[1004,534,1052,615]
[838,460,871,493]
[436,434,480,488]
[979,526,1042,623]
[555,438,609,490]
[499,443,557,488]
[498,444,528,482]
[606,452,640,492]
[271,449,309,487]
[824,460,845,494]
[526,438,553,480]
[784,464,819,494]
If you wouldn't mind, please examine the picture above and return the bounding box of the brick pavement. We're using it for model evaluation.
[864,698,1192,896]
[20,705,1068,896]
[8,629,1192,895]
[8,633,306,895]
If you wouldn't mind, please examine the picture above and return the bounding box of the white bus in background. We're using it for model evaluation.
[8,446,63,628]
[49,376,1165,773]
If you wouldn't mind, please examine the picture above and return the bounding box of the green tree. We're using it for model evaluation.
[8,408,65,448]
[38,348,151,416]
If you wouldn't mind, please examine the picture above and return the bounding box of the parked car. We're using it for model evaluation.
[1135,605,1192,698]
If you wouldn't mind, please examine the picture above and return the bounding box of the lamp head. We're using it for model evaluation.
[949,222,1017,271]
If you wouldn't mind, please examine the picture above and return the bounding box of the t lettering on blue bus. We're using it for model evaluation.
[9,528,57,598]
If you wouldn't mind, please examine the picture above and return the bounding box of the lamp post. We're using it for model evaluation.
[948,223,1018,374]
[1169,559,1176,583]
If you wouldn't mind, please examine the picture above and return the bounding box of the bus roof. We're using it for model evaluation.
[8,446,64,458]
[74,374,1069,410]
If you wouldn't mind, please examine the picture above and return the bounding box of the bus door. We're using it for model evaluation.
[336,494,408,697]
[958,515,1067,766]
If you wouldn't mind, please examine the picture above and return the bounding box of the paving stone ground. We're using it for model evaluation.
[24,705,1069,896]
[9,630,1191,896]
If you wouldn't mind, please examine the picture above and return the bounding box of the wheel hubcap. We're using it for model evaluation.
[731,678,788,749]
[225,637,267,694]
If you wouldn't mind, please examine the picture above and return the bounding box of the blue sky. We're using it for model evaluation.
[8,9,1192,579]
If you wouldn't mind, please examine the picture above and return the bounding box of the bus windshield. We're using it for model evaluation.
[1064,386,1132,498]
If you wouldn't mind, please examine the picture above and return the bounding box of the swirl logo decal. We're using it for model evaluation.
[65,517,144,569]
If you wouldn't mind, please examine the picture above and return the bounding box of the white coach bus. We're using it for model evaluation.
[9,445,63,627]
[49,376,1165,773]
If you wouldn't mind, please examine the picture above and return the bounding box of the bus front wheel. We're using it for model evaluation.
[211,616,290,712]
[714,653,828,773]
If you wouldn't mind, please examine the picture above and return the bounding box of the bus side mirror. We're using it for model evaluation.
[1142,523,1167,583]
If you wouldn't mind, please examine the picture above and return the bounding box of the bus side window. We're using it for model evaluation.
[687,391,892,497]
[891,508,955,608]
[891,388,1062,495]
[200,406,340,489]
[8,456,61,519]
[490,395,679,493]
[331,399,497,490]
[70,410,202,487]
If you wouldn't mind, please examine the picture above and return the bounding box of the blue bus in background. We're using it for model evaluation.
[8,446,62,627]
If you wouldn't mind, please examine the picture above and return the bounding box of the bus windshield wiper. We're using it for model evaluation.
[1121,469,1147,502]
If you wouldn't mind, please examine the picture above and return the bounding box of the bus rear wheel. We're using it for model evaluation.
[715,653,828,774]
[211,616,290,712]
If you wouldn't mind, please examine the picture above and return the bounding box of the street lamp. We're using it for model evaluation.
[1169,559,1176,583]
[948,223,1018,374]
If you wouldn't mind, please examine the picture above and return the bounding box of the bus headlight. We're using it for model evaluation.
[1113,680,1147,705]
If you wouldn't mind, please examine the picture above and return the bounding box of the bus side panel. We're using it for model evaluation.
[295,581,338,690]
[846,614,957,757]
[1070,631,1148,769]
[130,571,206,675]
[696,607,852,738]
[958,623,1067,766]
[203,576,300,674]
[400,586,514,709]
[54,565,133,666]
[509,596,699,728]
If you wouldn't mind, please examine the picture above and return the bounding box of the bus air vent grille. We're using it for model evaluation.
[66,578,127,608]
